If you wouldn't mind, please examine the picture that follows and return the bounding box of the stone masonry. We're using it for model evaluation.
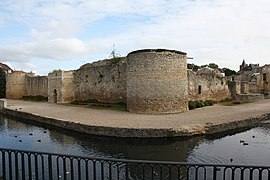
[5,49,233,115]
[127,49,188,114]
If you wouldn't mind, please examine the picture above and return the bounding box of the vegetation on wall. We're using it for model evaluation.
[188,100,216,110]
[0,69,6,98]
[188,62,237,76]
[22,95,48,102]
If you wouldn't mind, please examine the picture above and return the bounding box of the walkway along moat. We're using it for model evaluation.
[0,99,270,138]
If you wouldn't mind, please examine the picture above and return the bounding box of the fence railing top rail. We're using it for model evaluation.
[1,147,270,169]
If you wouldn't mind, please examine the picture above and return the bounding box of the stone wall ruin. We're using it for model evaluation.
[5,48,234,114]
[127,49,189,114]
[73,57,127,103]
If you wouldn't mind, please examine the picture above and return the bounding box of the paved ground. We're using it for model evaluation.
[2,98,270,137]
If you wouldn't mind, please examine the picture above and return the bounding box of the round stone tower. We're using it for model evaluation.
[127,49,188,114]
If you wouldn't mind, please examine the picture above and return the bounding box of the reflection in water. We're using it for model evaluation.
[0,115,270,166]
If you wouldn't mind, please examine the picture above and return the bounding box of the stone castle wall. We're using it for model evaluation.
[73,58,127,103]
[25,75,48,97]
[260,65,270,93]
[48,71,74,103]
[188,70,231,101]
[6,72,27,99]
[127,49,188,114]
[5,49,234,114]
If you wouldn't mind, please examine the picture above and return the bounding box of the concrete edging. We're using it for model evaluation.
[0,106,270,138]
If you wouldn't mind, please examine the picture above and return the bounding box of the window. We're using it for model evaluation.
[198,85,202,94]
[263,73,267,81]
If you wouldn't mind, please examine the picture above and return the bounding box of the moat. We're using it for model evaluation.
[1,114,270,166]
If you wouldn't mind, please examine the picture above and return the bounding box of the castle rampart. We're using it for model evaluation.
[73,58,127,103]
[48,70,75,103]
[25,75,48,97]
[188,69,230,101]
[6,71,27,99]
[5,48,239,114]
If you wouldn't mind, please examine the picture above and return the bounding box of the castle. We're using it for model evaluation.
[2,49,269,115]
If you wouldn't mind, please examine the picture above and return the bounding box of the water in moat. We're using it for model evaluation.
[1,114,270,166]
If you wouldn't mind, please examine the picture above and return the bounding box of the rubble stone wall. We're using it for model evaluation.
[127,49,188,114]
[25,75,48,97]
[73,58,127,103]
[188,70,231,101]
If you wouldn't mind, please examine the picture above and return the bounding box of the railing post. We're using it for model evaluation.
[125,162,129,180]
[48,154,53,179]
[8,151,13,180]
[21,153,25,180]
[2,151,6,180]
[213,166,217,180]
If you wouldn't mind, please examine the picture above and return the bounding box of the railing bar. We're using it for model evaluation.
[109,162,112,180]
[249,168,253,180]
[85,160,89,180]
[8,151,12,180]
[142,163,145,180]
[232,167,235,180]
[195,166,198,180]
[240,168,244,180]
[125,162,129,180]
[160,165,163,180]
[41,156,45,180]
[48,154,53,180]
[259,168,262,180]
[213,166,217,180]
[187,166,190,180]
[21,153,25,180]
[101,161,104,180]
[151,164,154,180]
[78,159,81,180]
[117,163,120,180]
[70,158,74,180]
[169,165,172,180]
[2,151,6,180]
[57,157,60,180]
[93,160,96,180]
[15,152,19,180]
[63,157,67,180]
[35,154,39,180]
[28,153,32,180]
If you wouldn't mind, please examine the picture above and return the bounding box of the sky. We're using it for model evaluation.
[0,0,270,75]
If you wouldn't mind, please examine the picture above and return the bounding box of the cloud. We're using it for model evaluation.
[1,0,270,73]
[0,37,88,62]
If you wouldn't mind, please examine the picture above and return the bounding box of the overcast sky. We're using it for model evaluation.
[0,0,270,75]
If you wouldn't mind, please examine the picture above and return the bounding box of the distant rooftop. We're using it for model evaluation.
[0,62,13,72]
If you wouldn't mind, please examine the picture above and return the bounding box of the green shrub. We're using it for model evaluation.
[233,100,242,104]
[189,99,216,110]
[188,101,197,110]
